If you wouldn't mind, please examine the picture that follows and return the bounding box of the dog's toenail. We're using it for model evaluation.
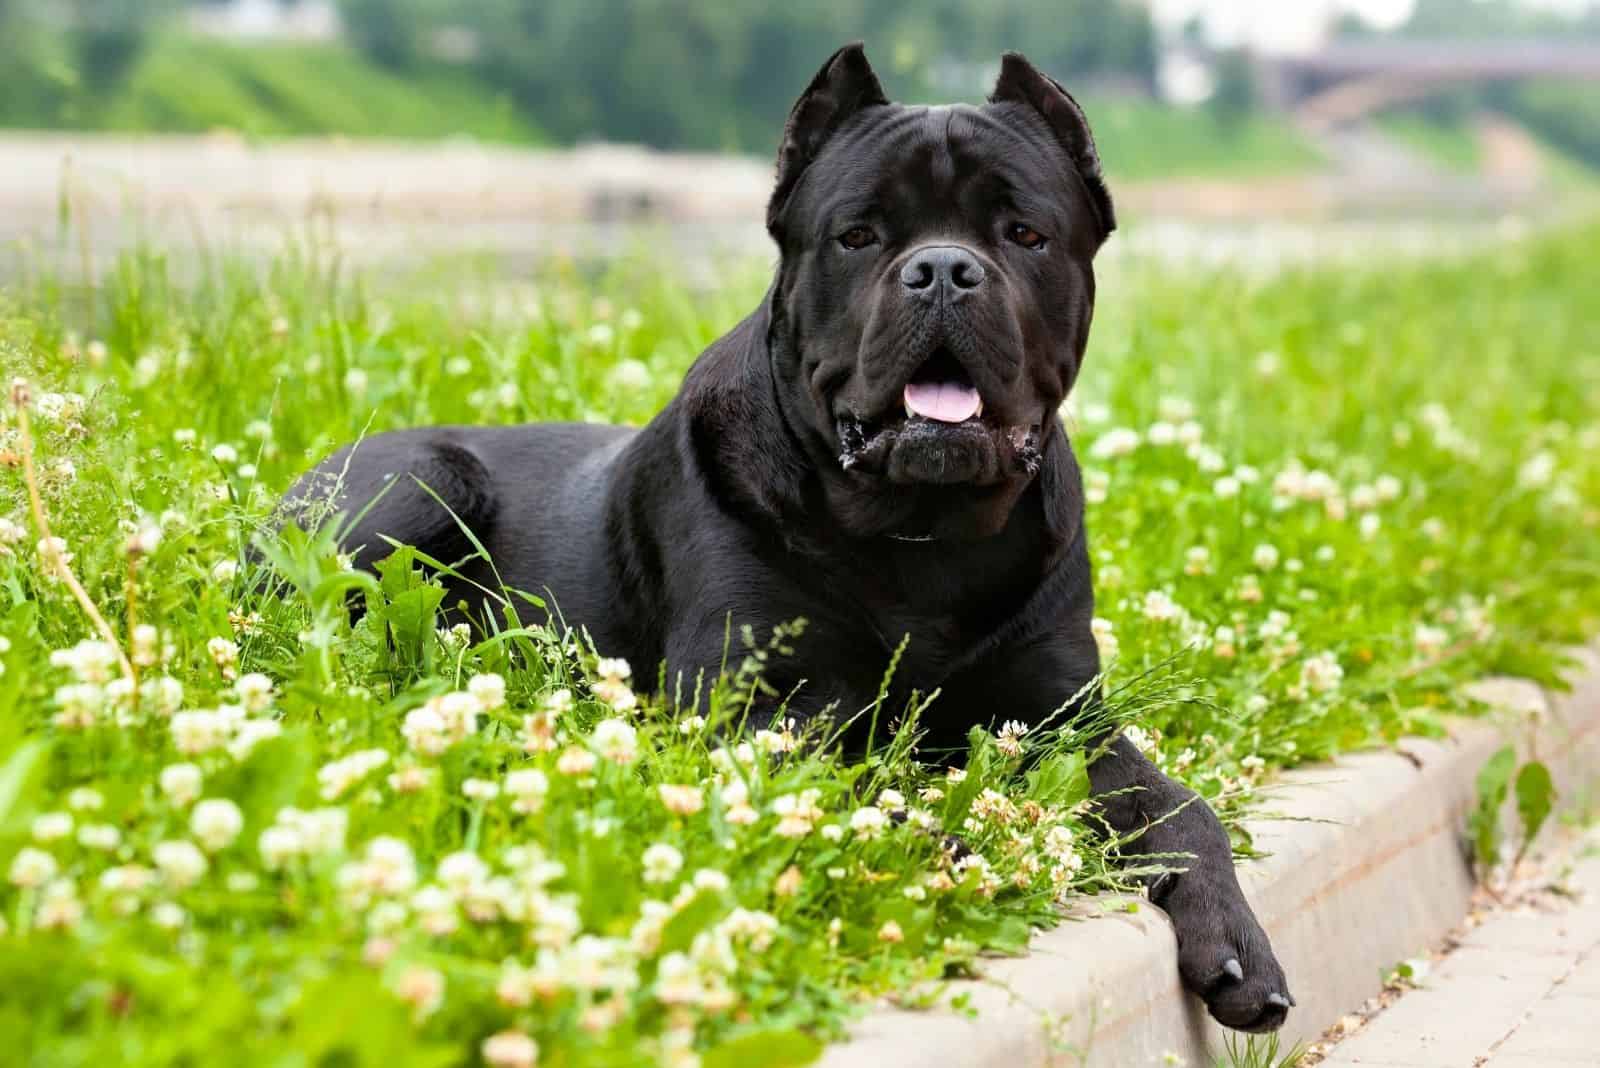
[1267,992,1290,1009]
[1222,958,1243,983]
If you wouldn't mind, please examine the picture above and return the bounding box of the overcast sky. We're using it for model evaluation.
[1149,0,1598,53]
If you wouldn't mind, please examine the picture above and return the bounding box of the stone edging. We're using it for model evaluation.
[818,643,1600,1068]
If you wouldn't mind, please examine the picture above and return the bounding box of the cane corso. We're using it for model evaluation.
[284,45,1292,1030]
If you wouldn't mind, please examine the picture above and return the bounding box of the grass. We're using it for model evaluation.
[51,35,541,144]
[1,219,1598,1065]
[1080,96,1324,182]
[1375,112,1483,172]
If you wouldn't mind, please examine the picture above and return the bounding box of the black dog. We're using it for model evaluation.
[285,45,1292,1031]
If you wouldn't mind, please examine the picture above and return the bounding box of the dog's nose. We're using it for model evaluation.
[900,246,985,299]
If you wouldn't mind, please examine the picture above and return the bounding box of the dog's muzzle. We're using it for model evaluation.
[838,415,1042,485]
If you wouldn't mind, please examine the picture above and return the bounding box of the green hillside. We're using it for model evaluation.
[52,36,541,143]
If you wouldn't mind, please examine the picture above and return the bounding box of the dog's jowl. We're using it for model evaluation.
[284,44,1294,1031]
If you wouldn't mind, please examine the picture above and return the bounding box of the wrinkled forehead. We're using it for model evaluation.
[791,102,1082,240]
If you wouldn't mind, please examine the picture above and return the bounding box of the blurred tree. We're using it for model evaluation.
[339,0,438,70]
[335,0,1159,151]
[65,0,175,95]
[1207,48,1256,130]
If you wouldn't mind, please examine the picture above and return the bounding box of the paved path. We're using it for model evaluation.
[1314,846,1600,1066]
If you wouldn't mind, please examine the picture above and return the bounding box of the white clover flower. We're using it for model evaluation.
[641,843,684,884]
[607,359,653,393]
[1414,624,1448,658]
[591,676,637,713]
[482,1031,540,1068]
[393,965,445,1017]
[434,691,481,739]
[505,768,550,814]
[754,725,797,754]
[412,885,460,936]
[190,799,244,852]
[463,777,501,801]
[1252,543,1281,571]
[1141,590,1184,623]
[210,444,238,466]
[594,657,631,681]
[126,523,162,556]
[233,672,275,712]
[1213,475,1241,499]
[1089,427,1140,459]
[658,783,704,816]
[228,718,282,760]
[152,840,208,889]
[1122,725,1156,755]
[1091,616,1119,660]
[849,805,889,839]
[160,763,204,805]
[692,868,731,894]
[1300,652,1344,695]
[468,672,507,711]
[206,636,240,678]
[556,746,598,777]
[50,639,120,684]
[720,907,780,952]
[343,368,369,395]
[143,675,185,716]
[8,846,58,888]
[292,807,348,856]
[401,705,450,756]
[1184,546,1211,576]
[35,880,84,931]
[52,682,106,729]
[259,825,304,870]
[437,850,488,894]
[590,718,639,763]
[0,517,25,545]
[362,837,419,896]
[1517,451,1556,489]
[31,812,73,842]
[996,720,1030,758]
[36,536,73,580]
[877,920,905,943]
[66,787,104,812]
[1359,513,1382,540]
[317,749,390,800]
[1084,468,1111,504]
[1376,474,1403,501]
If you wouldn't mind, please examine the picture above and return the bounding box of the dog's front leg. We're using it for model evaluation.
[1088,733,1294,1032]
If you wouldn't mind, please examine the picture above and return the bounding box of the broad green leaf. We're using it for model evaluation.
[1513,760,1556,849]
[702,1028,823,1068]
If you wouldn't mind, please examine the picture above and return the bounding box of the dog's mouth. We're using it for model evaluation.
[836,348,1042,485]
[901,348,983,423]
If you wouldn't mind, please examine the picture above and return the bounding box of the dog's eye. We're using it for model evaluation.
[838,227,879,251]
[1008,223,1047,250]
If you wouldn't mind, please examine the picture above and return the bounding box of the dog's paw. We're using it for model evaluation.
[1153,873,1294,1033]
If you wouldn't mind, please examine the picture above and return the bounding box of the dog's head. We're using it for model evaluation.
[765,44,1113,541]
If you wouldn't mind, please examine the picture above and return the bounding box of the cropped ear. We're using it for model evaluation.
[767,43,888,236]
[990,52,1116,243]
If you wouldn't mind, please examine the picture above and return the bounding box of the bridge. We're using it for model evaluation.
[1255,40,1600,128]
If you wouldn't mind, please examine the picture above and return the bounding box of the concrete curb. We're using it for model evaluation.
[818,643,1600,1068]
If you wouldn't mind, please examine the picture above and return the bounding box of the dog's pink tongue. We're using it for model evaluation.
[904,380,981,423]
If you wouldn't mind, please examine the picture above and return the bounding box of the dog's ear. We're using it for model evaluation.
[767,43,888,236]
[990,52,1116,243]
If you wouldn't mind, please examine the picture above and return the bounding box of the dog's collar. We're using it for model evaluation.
[887,533,938,543]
